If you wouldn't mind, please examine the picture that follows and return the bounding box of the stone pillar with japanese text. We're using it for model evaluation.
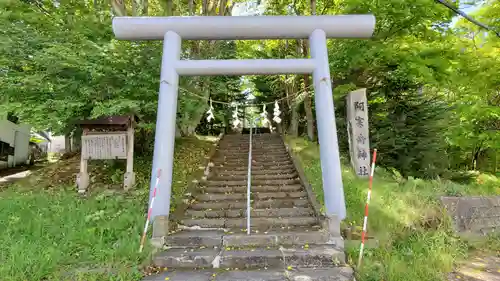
[346,88,370,177]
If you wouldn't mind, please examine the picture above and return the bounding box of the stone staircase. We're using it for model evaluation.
[145,133,352,281]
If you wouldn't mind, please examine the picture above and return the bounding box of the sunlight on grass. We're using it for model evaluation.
[286,136,499,281]
[0,137,214,281]
[0,188,148,281]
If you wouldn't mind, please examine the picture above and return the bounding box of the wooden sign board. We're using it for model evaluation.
[81,133,127,160]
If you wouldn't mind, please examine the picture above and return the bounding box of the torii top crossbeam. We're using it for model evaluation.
[112,15,376,40]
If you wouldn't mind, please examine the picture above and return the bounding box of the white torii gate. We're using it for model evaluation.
[112,15,375,236]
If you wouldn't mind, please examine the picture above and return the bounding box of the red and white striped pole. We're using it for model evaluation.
[139,169,162,253]
[357,149,377,268]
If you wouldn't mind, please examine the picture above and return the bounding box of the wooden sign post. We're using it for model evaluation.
[76,115,136,193]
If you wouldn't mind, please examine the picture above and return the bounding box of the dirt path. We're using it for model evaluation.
[449,255,500,281]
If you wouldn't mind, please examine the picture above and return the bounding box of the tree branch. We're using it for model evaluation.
[435,0,500,38]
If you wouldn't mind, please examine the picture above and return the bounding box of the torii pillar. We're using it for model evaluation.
[112,15,376,239]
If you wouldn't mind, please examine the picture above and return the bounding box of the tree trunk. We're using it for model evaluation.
[144,0,148,15]
[207,0,217,15]
[495,149,498,174]
[202,0,208,15]
[175,124,181,138]
[180,125,197,136]
[218,0,228,15]
[111,0,127,16]
[289,105,299,136]
[302,40,315,141]
[132,0,138,16]
[188,0,193,15]
[225,3,234,15]
[165,0,173,16]
[64,133,72,153]
[285,75,299,136]
[135,0,145,15]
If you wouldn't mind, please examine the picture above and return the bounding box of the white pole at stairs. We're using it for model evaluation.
[246,120,253,235]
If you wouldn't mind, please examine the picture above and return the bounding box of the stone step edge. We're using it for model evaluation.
[164,230,344,248]
[202,185,304,193]
[185,207,313,219]
[195,192,307,201]
[189,199,311,210]
[209,175,299,181]
[143,267,354,281]
[179,216,318,228]
[153,245,346,269]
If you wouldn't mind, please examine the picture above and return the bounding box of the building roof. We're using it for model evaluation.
[76,115,137,129]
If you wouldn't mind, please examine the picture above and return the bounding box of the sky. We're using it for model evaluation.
[232,0,483,26]
[451,3,482,26]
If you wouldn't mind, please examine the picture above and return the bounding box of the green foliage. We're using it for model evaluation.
[1,0,499,171]
[0,0,240,138]
[0,188,148,281]
[242,0,500,175]
[369,91,450,178]
[0,137,214,280]
[287,136,499,281]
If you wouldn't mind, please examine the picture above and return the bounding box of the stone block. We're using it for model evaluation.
[441,196,500,236]
[123,172,135,190]
[152,215,169,238]
[76,172,89,194]
[165,230,223,248]
[153,248,220,268]
[322,215,341,237]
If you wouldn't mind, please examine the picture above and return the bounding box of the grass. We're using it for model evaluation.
[286,136,500,281]
[0,136,215,281]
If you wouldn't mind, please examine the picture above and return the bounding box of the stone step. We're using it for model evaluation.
[211,173,298,181]
[165,230,223,248]
[190,198,310,210]
[196,193,246,201]
[180,216,317,228]
[223,230,343,248]
[217,151,288,157]
[216,148,287,153]
[221,139,283,143]
[164,229,343,249]
[214,156,290,162]
[253,191,307,199]
[206,178,299,187]
[215,168,297,176]
[153,246,345,269]
[153,248,219,268]
[220,245,345,269]
[202,184,303,193]
[219,163,295,171]
[218,144,284,149]
[143,267,354,281]
[217,148,287,153]
[186,207,313,219]
[220,159,292,166]
[224,137,277,140]
[196,191,306,202]
[224,134,278,138]
[213,156,290,162]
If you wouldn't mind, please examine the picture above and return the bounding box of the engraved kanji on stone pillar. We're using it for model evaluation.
[347,88,370,178]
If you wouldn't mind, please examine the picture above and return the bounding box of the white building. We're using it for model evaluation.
[0,114,32,170]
